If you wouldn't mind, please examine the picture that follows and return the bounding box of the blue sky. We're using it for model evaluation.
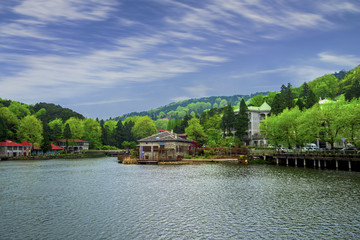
[1,0,359,119]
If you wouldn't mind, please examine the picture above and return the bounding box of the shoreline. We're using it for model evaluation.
[1,152,106,161]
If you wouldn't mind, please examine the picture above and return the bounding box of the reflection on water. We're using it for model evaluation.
[1,158,360,239]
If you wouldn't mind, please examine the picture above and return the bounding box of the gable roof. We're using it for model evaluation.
[248,101,271,112]
[0,140,32,147]
[33,143,64,150]
[138,131,193,143]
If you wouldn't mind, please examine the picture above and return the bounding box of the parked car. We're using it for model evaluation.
[277,147,288,153]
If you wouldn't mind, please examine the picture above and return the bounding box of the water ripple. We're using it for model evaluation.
[1,159,360,240]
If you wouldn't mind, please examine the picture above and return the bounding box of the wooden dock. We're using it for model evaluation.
[250,151,360,171]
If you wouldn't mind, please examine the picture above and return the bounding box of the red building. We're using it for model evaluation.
[0,140,32,159]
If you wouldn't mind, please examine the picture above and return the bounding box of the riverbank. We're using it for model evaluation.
[2,152,106,161]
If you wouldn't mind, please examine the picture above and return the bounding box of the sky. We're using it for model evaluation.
[0,0,360,119]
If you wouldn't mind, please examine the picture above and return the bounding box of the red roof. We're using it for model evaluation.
[33,144,64,150]
[0,140,32,147]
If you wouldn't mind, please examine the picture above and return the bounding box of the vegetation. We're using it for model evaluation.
[1,64,359,155]
[260,98,360,149]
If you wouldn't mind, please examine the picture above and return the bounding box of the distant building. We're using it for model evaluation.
[32,144,65,155]
[54,139,89,152]
[0,140,32,159]
[138,130,195,161]
[235,102,271,147]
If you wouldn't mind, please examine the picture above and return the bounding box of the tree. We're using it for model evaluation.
[48,118,64,141]
[271,93,285,115]
[309,74,339,99]
[123,120,135,142]
[132,116,157,140]
[83,118,102,149]
[341,99,360,148]
[17,115,43,144]
[65,117,84,139]
[234,99,249,139]
[299,82,318,109]
[185,118,207,145]
[249,95,264,107]
[281,83,295,109]
[63,123,72,151]
[0,116,9,141]
[221,104,235,136]
[344,79,360,100]
[154,118,169,130]
[8,101,30,119]
[295,99,305,111]
[41,123,51,154]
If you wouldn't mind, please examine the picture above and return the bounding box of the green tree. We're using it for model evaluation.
[221,104,235,136]
[344,79,360,100]
[8,101,30,119]
[48,118,64,141]
[341,99,360,148]
[132,116,157,140]
[309,74,339,99]
[299,82,318,109]
[281,83,295,109]
[63,123,72,151]
[17,115,43,144]
[270,93,285,115]
[65,117,84,139]
[219,99,228,108]
[41,123,51,154]
[249,95,264,107]
[83,118,102,149]
[154,118,169,130]
[234,99,249,139]
[185,118,207,145]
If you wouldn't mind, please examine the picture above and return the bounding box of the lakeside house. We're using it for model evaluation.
[246,102,271,147]
[32,144,65,155]
[138,130,196,161]
[0,140,32,159]
[234,101,271,147]
[54,139,89,152]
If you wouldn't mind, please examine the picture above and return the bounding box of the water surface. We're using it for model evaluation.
[1,157,359,239]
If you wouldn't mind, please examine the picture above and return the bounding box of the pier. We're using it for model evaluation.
[250,150,360,171]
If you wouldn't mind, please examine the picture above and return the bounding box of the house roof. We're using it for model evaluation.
[55,139,89,143]
[33,143,64,150]
[0,140,32,147]
[138,131,193,143]
[248,101,271,112]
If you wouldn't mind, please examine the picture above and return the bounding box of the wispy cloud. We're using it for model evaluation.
[183,85,212,98]
[74,98,143,106]
[13,0,117,22]
[318,52,360,67]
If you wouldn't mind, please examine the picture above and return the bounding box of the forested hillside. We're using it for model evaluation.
[114,92,269,121]
[1,64,359,152]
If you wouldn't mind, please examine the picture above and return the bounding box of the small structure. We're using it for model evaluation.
[32,144,65,155]
[138,131,195,162]
[246,101,271,147]
[0,140,32,159]
[54,139,89,152]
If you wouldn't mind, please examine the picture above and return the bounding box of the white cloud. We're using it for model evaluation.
[0,23,57,40]
[13,0,117,22]
[318,52,360,67]
[183,85,212,98]
[74,98,143,106]
[171,96,190,102]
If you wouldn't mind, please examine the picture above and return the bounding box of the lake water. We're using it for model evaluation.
[1,157,360,240]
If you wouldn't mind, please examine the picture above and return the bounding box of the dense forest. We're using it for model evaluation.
[1,65,359,152]
[114,92,269,121]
